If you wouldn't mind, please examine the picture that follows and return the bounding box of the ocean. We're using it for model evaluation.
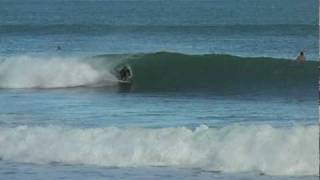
[0,0,319,179]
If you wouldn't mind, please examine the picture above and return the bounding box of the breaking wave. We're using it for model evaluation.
[0,52,317,92]
[105,52,318,95]
[0,124,318,176]
[0,56,117,88]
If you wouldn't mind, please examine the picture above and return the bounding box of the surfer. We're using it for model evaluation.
[296,51,306,64]
[56,46,62,51]
[119,65,131,81]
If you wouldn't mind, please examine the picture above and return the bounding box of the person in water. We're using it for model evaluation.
[119,66,131,80]
[296,51,306,64]
[56,46,62,51]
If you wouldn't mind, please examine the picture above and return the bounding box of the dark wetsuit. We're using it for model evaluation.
[119,66,131,80]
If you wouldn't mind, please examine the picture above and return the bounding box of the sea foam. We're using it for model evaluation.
[0,56,117,88]
[0,124,318,176]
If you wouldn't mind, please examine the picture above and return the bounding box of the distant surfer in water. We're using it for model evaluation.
[119,65,131,81]
[56,46,62,51]
[296,51,306,64]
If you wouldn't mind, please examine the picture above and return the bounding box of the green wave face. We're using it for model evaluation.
[109,52,317,93]
[2,52,315,94]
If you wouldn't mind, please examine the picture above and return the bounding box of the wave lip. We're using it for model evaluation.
[0,124,318,176]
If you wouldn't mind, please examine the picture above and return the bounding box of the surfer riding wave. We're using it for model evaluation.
[118,65,132,82]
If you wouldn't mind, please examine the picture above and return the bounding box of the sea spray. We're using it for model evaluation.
[0,56,117,88]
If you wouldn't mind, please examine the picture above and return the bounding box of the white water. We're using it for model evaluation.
[0,124,318,176]
[0,56,117,88]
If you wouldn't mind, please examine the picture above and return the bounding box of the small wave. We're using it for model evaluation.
[0,124,318,176]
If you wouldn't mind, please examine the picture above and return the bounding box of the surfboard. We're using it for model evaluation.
[118,78,133,92]
[118,79,132,84]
